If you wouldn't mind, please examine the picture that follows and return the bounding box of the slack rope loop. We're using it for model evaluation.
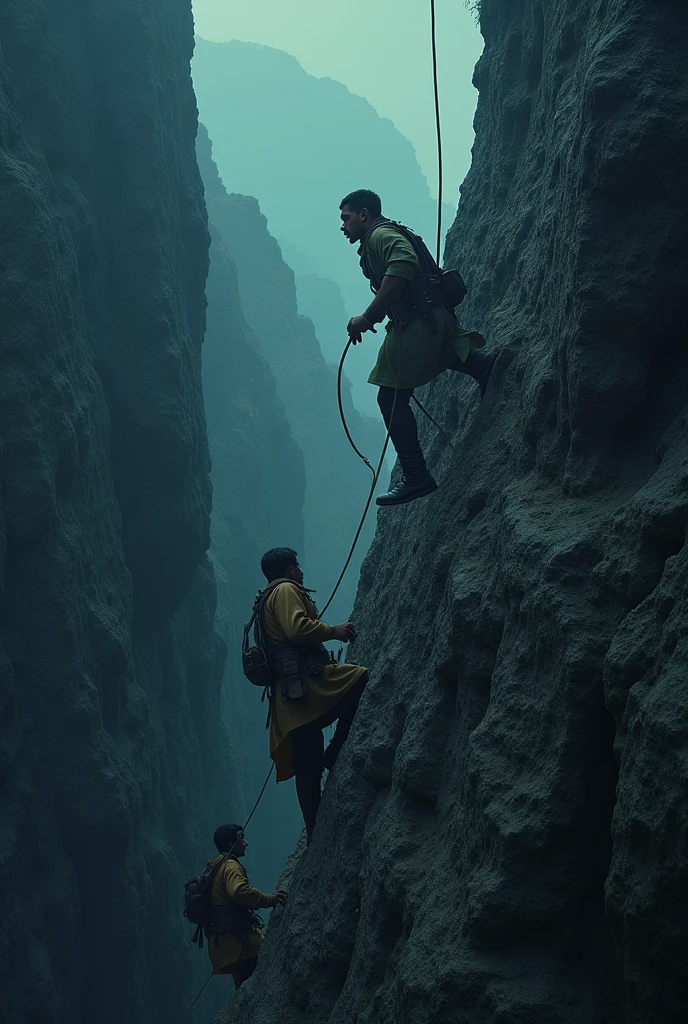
[337,340,376,481]
[321,344,399,619]
[430,0,443,266]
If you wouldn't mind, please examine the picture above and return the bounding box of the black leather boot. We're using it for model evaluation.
[455,348,496,397]
[376,441,437,507]
[376,473,438,506]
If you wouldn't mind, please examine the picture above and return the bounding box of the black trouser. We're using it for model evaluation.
[377,350,486,478]
[232,955,258,988]
[290,672,368,839]
[377,387,426,479]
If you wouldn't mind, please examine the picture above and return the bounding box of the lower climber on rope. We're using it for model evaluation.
[254,548,368,842]
[340,188,495,507]
[204,824,287,988]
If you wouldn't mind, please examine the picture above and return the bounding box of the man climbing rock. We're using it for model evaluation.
[340,188,495,506]
[257,547,368,841]
[206,824,287,987]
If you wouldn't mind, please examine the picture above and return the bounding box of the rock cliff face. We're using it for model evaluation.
[198,136,384,626]
[0,3,230,1021]
[216,2,688,1023]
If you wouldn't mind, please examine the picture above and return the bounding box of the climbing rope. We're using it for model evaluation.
[411,395,456,450]
[431,0,443,265]
[242,762,275,832]
[319,342,398,618]
[336,344,376,482]
[323,0,447,614]
[177,969,214,1024]
[180,8,446,1020]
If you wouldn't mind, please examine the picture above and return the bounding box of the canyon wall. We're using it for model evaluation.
[0,2,228,1021]
[217,1,688,1022]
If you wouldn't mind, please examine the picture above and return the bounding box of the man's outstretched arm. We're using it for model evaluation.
[222,861,287,909]
[272,584,355,644]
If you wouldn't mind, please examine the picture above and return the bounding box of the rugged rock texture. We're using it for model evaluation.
[216,2,688,1023]
[198,134,384,625]
[0,3,231,1021]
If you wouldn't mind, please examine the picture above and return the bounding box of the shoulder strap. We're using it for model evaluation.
[359,217,390,262]
[383,220,440,274]
[203,853,230,886]
[242,579,288,655]
[360,218,439,287]
[200,853,231,938]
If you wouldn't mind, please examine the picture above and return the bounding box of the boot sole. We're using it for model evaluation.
[376,480,439,507]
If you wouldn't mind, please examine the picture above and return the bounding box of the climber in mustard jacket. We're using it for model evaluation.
[206,823,287,986]
[340,188,495,506]
[258,547,368,840]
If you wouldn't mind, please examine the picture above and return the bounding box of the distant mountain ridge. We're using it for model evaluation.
[192,37,454,414]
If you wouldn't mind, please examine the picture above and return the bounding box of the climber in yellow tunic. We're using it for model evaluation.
[259,547,368,839]
[340,188,495,507]
[206,823,287,986]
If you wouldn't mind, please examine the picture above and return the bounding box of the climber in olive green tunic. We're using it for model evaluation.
[259,547,368,840]
[340,188,495,506]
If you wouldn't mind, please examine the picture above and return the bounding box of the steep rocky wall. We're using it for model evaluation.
[0,2,231,1021]
[200,127,308,886]
[198,136,384,626]
[216,2,688,1023]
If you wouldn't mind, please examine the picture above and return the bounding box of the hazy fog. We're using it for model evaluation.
[192,0,483,207]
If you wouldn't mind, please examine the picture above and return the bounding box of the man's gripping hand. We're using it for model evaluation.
[347,315,377,345]
[268,889,288,907]
[331,622,357,643]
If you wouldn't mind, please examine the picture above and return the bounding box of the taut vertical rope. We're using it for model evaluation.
[329,0,447,607]
[177,969,214,1024]
[430,0,444,265]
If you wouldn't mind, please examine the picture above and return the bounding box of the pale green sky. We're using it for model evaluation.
[191,0,483,204]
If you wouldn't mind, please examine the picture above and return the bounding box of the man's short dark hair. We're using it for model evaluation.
[340,189,382,218]
[214,823,243,853]
[260,547,299,582]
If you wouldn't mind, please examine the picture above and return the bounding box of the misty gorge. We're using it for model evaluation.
[0,1,686,1023]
